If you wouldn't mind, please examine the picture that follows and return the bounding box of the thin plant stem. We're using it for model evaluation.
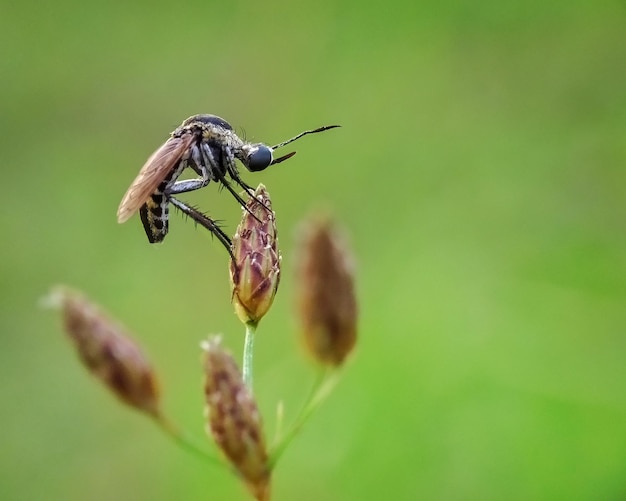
[268,367,342,468]
[153,413,224,468]
[243,322,257,389]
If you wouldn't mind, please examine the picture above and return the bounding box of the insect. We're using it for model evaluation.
[117,114,339,249]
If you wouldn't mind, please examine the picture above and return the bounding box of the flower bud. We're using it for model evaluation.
[296,217,357,366]
[202,337,270,501]
[48,286,160,418]
[229,184,280,327]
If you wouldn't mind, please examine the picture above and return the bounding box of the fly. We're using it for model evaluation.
[117,114,339,249]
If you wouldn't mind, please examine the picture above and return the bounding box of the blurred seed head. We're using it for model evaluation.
[296,216,357,366]
[202,336,270,501]
[229,184,281,327]
[47,286,161,418]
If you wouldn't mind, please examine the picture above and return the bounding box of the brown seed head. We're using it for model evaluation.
[296,217,357,366]
[50,286,160,418]
[229,184,281,327]
[202,337,270,501]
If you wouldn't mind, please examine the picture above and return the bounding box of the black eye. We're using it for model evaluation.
[247,145,273,172]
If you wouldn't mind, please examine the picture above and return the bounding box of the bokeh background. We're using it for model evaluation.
[2,0,625,499]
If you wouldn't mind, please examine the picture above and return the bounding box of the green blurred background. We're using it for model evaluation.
[2,0,625,499]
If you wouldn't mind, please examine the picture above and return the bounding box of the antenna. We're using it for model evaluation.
[271,125,341,150]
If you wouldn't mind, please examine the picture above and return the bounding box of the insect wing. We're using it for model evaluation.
[117,134,194,223]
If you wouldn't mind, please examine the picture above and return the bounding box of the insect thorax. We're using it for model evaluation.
[173,120,245,153]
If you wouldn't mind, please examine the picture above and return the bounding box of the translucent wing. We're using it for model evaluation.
[117,134,195,223]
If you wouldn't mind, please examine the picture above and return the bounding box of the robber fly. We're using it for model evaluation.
[117,114,339,249]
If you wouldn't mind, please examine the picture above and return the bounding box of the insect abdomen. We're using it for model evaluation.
[140,193,169,243]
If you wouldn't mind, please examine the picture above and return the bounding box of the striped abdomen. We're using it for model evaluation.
[139,162,184,243]
[139,188,169,243]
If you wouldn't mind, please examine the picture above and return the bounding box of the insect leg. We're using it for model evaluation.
[166,145,212,196]
[198,144,269,222]
[224,148,274,212]
[198,144,249,205]
[167,178,210,195]
[224,152,253,191]
[169,196,233,257]
[208,144,273,215]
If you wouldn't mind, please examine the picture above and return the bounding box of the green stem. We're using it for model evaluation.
[153,413,224,469]
[243,322,257,389]
[268,368,342,468]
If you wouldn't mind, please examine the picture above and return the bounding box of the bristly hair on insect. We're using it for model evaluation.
[117,114,340,250]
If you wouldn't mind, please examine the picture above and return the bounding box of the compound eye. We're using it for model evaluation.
[247,145,273,172]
